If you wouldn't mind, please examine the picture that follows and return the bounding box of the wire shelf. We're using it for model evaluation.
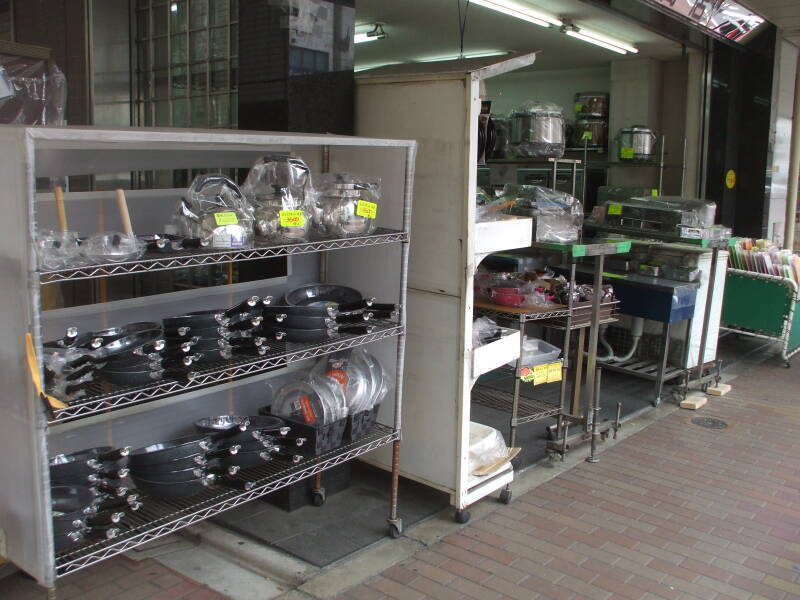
[54,424,399,577]
[39,229,408,284]
[472,385,561,425]
[48,322,403,424]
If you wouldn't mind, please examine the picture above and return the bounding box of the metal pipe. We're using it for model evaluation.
[586,365,602,463]
[785,56,800,250]
[583,254,605,432]
[658,134,665,195]
[613,401,622,439]
[388,440,401,521]
[695,246,719,380]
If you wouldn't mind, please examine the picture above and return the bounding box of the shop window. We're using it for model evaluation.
[289,46,330,77]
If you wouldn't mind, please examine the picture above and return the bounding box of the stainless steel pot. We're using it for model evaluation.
[574,92,608,118]
[617,125,656,161]
[510,109,565,158]
[573,119,607,148]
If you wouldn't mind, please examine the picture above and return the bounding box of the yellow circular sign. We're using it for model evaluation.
[725,169,736,189]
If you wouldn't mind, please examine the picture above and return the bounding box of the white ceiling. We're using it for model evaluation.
[742,0,800,45]
[354,0,686,72]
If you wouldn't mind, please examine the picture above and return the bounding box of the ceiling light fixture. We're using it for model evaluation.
[354,23,387,44]
[469,0,561,28]
[417,50,510,63]
[562,23,638,55]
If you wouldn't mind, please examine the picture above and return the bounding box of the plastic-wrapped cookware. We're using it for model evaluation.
[271,375,348,426]
[313,173,381,238]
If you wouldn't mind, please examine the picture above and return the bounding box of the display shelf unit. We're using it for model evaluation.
[355,53,539,520]
[39,229,408,284]
[48,321,404,424]
[0,126,415,589]
[56,424,398,577]
[471,386,561,425]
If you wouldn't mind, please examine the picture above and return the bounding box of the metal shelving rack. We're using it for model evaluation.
[0,126,415,589]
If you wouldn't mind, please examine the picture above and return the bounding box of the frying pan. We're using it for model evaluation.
[258,326,335,343]
[261,304,338,319]
[50,446,130,466]
[127,451,207,474]
[261,312,371,330]
[214,449,273,469]
[163,309,231,330]
[194,415,288,435]
[51,485,95,519]
[128,432,242,467]
[284,283,362,307]
[51,464,129,486]
[92,322,161,344]
[131,465,207,483]
[99,368,165,386]
[67,330,165,368]
[54,530,84,552]
[46,332,103,351]
[131,475,215,498]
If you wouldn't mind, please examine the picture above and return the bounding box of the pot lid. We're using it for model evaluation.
[621,125,654,133]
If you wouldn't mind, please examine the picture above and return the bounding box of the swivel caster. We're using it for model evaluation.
[310,488,326,507]
[387,518,403,539]
[499,488,512,504]
[454,509,471,524]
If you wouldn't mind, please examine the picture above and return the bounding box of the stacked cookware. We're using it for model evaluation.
[258,283,398,344]
[162,295,272,366]
[49,446,140,551]
[572,91,608,150]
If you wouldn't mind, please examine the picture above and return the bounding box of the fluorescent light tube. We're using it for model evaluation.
[417,51,509,63]
[565,30,628,54]
[470,0,561,28]
[572,26,639,54]
[354,32,379,44]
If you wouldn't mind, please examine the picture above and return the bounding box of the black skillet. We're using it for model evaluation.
[128,431,243,468]
[260,312,372,330]
[131,474,215,498]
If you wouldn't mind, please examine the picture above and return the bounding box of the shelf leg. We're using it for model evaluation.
[583,254,605,432]
[387,440,402,527]
[695,246,719,381]
[653,321,672,407]
[571,328,585,417]
[586,366,602,463]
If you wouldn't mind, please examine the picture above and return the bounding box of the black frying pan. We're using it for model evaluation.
[258,326,335,343]
[99,369,165,387]
[215,449,273,469]
[163,309,230,330]
[128,431,243,467]
[67,330,165,368]
[261,312,372,330]
[131,475,215,498]
[54,530,84,552]
[284,283,363,307]
[92,322,161,344]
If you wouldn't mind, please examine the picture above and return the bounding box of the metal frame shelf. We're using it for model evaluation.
[55,424,399,577]
[40,229,408,284]
[472,386,560,426]
[48,321,404,424]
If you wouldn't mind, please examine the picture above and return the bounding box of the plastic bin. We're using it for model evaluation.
[508,337,560,368]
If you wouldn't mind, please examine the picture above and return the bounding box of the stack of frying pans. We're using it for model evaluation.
[194,415,304,469]
[49,446,140,551]
[162,296,272,367]
[44,322,166,401]
[258,284,399,343]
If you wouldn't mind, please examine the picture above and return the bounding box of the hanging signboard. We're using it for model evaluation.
[637,0,766,44]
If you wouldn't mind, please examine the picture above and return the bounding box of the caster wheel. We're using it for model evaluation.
[499,489,512,504]
[310,488,326,507]
[388,520,403,539]
[784,361,791,369]
[454,509,471,524]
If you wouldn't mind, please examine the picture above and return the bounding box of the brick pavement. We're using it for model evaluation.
[0,555,229,600]
[337,360,800,600]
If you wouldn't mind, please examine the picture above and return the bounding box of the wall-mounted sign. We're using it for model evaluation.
[726,169,736,189]
[638,0,766,44]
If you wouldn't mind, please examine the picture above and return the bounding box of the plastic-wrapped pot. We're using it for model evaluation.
[314,173,380,238]
[176,175,253,249]
[241,155,314,244]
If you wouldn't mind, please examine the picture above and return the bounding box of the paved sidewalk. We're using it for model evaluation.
[0,555,229,600]
[336,360,800,600]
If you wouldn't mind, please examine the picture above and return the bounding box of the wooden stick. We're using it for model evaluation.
[115,188,133,234]
[54,186,68,232]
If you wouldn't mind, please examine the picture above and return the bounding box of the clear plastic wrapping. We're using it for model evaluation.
[310,348,392,413]
[472,317,501,347]
[82,232,146,264]
[314,173,380,237]
[509,101,565,158]
[36,230,82,270]
[176,175,254,249]
[0,53,66,125]
[241,155,314,244]
[271,374,348,426]
[627,196,717,227]
[503,185,582,242]
[468,422,510,476]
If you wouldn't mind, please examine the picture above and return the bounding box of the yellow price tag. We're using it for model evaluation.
[279,210,305,228]
[214,212,239,226]
[620,147,635,159]
[607,204,622,215]
[533,364,548,386]
[546,362,562,384]
[356,200,378,219]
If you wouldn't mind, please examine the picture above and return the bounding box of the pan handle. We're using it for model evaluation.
[335,325,376,335]
[367,303,398,312]
[261,296,274,306]
[217,477,256,491]
[85,510,125,527]
[64,364,96,382]
[271,450,303,464]
[338,299,375,312]
[58,327,79,347]
[97,446,130,462]
[226,317,262,332]
[368,309,398,320]
[223,296,261,319]
[95,480,129,497]
[334,312,370,325]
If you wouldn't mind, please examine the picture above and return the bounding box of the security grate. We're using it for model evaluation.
[40,229,408,284]
[55,424,399,577]
[48,321,403,424]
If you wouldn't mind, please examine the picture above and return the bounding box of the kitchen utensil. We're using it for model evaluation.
[574,92,609,118]
[284,283,362,307]
[260,311,371,329]
[177,175,254,249]
[490,287,525,307]
[617,125,657,161]
[128,432,242,467]
[573,119,607,148]
[37,186,83,271]
[258,326,336,343]
[314,173,380,238]
[510,101,565,158]
[194,415,288,435]
[92,322,160,344]
[130,475,215,498]
[271,374,348,425]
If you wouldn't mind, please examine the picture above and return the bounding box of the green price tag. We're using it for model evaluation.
[602,271,627,279]
[356,200,378,219]
[651,188,659,196]
[620,147,635,159]
[214,212,239,226]
[607,204,622,215]
[581,131,593,141]
[574,103,583,113]
[279,210,305,228]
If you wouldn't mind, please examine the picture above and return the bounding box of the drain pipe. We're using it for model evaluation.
[785,53,800,250]
[613,317,644,363]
